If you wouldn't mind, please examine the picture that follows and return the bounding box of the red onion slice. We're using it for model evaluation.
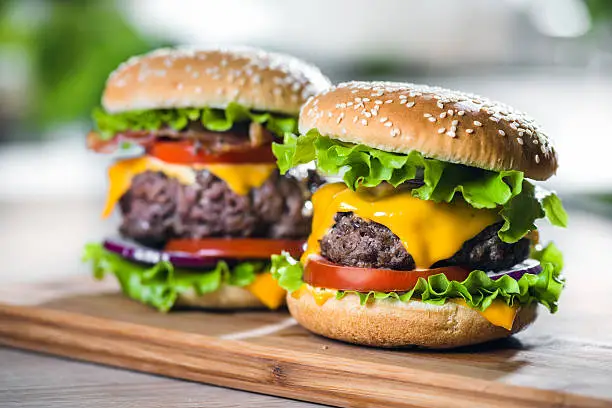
[486,259,542,281]
[103,237,218,269]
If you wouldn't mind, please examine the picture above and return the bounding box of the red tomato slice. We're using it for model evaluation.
[165,238,305,260]
[148,140,276,164]
[304,256,470,292]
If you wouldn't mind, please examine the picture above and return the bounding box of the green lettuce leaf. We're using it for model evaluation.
[93,102,297,140]
[270,242,564,313]
[272,130,568,243]
[82,243,266,312]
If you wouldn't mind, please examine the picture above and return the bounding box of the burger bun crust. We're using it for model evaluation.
[175,284,276,310]
[287,290,537,348]
[103,46,330,115]
[300,81,557,180]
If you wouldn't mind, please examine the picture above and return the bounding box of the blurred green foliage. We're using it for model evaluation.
[0,0,160,129]
[585,0,612,22]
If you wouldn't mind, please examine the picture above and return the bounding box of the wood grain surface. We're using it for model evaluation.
[0,348,319,408]
[1,212,611,407]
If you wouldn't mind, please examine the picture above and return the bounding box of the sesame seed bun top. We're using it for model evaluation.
[102,46,331,116]
[299,81,558,180]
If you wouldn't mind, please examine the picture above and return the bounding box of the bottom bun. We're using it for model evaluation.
[175,284,270,310]
[287,290,537,348]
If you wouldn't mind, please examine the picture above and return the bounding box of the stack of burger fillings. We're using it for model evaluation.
[83,47,331,311]
[271,81,567,349]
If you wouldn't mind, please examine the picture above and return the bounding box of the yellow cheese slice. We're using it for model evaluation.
[102,156,276,218]
[246,272,286,310]
[452,299,519,330]
[304,183,498,269]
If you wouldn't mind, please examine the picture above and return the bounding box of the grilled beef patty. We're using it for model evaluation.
[320,212,530,271]
[119,170,310,247]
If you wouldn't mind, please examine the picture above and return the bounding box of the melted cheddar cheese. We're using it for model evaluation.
[304,183,498,269]
[451,299,518,330]
[246,272,286,310]
[102,156,276,218]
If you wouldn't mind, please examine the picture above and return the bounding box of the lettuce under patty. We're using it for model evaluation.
[272,130,568,243]
[82,243,266,312]
[93,102,298,140]
[270,242,564,313]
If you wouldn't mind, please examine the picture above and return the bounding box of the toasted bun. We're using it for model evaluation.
[300,81,557,180]
[287,291,537,348]
[175,284,275,310]
[103,46,330,115]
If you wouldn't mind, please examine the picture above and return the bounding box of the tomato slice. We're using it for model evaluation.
[304,256,470,292]
[148,140,276,164]
[165,238,305,260]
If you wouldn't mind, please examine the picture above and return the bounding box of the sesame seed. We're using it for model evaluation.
[362,98,371,102]
[341,128,347,134]
[466,129,474,134]
[346,101,354,107]
[450,126,457,132]
[451,120,459,126]
[458,111,465,116]
[364,112,372,118]
[541,145,547,153]
[518,131,524,137]
[490,116,500,122]
[351,89,359,94]
[438,127,446,134]
[371,109,378,116]
[405,101,415,108]
[439,112,447,118]
[384,121,393,127]
[353,116,358,123]
[361,119,368,126]
[474,121,482,127]
[423,113,432,118]
[498,130,505,136]
[517,138,524,145]
[437,102,444,109]
[428,117,436,123]
[535,154,540,164]
[399,94,408,99]
[355,97,362,102]
[446,131,456,138]
[375,100,383,105]
[390,128,400,137]
[380,117,388,123]
[385,99,393,104]
[533,139,539,145]
[447,109,454,116]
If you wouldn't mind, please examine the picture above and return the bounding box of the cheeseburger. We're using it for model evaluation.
[271,81,567,348]
[83,47,330,311]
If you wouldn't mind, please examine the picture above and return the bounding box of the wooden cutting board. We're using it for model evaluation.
[0,273,610,408]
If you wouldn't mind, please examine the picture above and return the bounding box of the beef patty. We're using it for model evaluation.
[119,170,310,247]
[320,212,530,272]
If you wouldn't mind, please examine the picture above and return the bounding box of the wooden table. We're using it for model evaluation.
[0,348,318,407]
[1,199,611,407]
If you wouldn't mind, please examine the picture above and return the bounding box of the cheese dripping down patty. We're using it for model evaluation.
[102,155,277,218]
[303,183,499,270]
